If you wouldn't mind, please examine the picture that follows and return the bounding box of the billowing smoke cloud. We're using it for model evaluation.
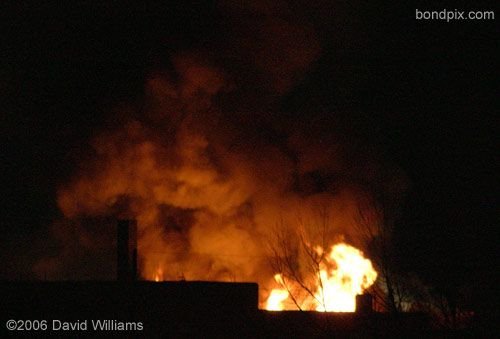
[34,1,407,304]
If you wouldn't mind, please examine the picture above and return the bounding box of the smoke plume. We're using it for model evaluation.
[35,1,406,305]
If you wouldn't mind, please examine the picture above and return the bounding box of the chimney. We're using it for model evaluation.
[355,294,373,314]
[117,219,137,281]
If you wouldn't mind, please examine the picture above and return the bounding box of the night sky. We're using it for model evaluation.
[1,1,497,315]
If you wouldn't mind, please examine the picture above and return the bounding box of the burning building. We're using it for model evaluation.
[37,49,404,308]
[31,0,409,325]
[2,219,429,337]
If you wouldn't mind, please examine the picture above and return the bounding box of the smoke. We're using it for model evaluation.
[35,1,407,303]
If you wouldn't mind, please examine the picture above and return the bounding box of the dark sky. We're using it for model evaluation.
[1,1,497,310]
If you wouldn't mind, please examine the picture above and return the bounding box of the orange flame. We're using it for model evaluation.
[265,274,290,311]
[265,242,377,311]
[153,266,164,282]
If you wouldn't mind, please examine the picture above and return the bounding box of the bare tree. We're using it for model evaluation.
[268,211,335,310]
[267,209,374,312]
[355,192,402,314]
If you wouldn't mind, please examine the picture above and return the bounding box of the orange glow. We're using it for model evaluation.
[264,243,377,312]
[51,55,388,311]
[265,274,290,311]
[153,266,163,282]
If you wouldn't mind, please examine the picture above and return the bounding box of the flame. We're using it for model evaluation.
[47,53,395,307]
[153,266,163,282]
[265,274,290,311]
[265,243,377,312]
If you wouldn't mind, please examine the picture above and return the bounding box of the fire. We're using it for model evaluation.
[153,266,163,282]
[265,274,290,310]
[46,49,396,308]
[265,243,377,312]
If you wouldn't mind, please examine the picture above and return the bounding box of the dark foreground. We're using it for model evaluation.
[0,281,487,337]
